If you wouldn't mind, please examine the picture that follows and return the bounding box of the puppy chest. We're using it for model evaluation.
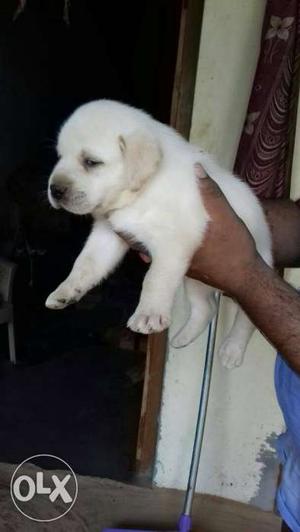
[108,213,152,254]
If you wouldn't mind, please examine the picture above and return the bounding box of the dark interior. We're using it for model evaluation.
[0,0,181,480]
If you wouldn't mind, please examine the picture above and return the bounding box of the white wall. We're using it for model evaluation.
[154,0,285,510]
[286,101,300,287]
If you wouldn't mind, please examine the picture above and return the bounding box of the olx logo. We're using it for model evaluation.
[10,454,78,522]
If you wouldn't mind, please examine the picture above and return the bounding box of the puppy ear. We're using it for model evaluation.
[118,131,162,191]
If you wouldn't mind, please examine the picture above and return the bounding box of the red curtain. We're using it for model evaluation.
[234,0,300,199]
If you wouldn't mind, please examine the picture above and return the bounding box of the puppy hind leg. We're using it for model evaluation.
[218,307,254,369]
[170,279,217,348]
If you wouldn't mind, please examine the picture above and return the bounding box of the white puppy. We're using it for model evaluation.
[46,100,272,369]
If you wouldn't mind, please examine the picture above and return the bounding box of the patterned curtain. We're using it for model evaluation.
[234,0,300,199]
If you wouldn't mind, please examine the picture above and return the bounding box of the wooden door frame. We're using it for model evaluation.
[135,0,205,481]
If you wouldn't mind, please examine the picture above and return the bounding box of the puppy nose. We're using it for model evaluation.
[50,183,67,200]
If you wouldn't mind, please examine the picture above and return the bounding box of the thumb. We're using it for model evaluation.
[194,162,208,179]
[195,164,226,206]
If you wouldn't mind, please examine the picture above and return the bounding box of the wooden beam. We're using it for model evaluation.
[171,0,205,135]
[135,331,167,477]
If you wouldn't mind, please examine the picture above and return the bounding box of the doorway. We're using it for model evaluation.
[0,0,182,482]
[0,0,202,482]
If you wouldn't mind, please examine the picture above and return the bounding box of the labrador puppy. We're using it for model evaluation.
[46,100,272,368]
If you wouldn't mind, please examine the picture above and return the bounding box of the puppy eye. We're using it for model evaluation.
[83,158,103,169]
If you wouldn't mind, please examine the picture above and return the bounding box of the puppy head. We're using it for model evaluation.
[48,100,162,215]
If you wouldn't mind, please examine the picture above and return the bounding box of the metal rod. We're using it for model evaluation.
[182,292,221,516]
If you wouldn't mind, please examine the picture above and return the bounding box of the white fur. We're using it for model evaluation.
[46,100,272,369]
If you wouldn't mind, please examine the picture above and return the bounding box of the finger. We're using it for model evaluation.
[194,163,224,199]
[198,173,225,201]
[194,162,208,179]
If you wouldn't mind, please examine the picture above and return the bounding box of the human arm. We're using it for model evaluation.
[232,256,300,373]
[188,168,300,374]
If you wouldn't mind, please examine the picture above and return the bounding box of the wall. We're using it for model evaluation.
[154,0,285,510]
[286,101,300,287]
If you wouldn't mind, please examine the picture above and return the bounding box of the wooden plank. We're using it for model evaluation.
[135,332,167,477]
[170,0,205,135]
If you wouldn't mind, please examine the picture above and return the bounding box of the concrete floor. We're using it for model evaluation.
[1,462,281,532]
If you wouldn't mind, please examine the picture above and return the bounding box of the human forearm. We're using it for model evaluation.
[234,257,300,373]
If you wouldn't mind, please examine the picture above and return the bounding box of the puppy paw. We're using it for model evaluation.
[45,284,81,310]
[218,337,245,369]
[127,309,171,334]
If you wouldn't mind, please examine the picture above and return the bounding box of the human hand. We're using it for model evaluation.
[187,164,259,295]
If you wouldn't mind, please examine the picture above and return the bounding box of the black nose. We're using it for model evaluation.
[50,184,67,201]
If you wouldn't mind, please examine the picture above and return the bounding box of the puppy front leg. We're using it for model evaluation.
[46,220,128,309]
[128,251,189,334]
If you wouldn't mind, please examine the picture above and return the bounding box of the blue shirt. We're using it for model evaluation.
[275,354,300,531]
